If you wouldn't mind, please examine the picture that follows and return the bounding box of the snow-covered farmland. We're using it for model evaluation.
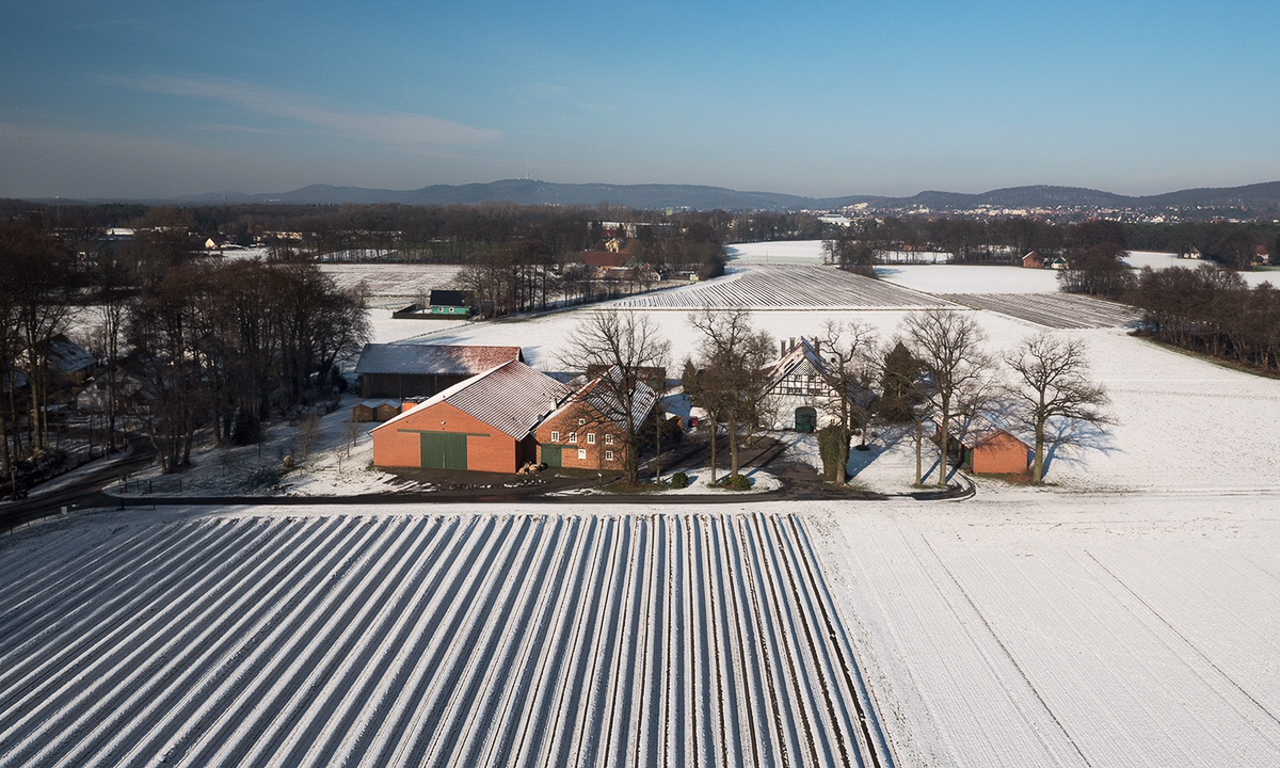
[941,293,1137,328]
[807,494,1280,768]
[321,263,464,309]
[0,511,891,768]
[609,265,951,311]
[15,240,1280,768]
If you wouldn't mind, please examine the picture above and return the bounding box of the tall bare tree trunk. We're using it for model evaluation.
[709,417,718,485]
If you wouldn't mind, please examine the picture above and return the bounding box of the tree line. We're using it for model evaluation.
[0,220,369,492]
[824,216,1279,274]
[1130,266,1280,373]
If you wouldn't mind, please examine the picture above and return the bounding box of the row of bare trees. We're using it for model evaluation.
[677,308,1111,488]
[1131,265,1280,371]
[0,223,79,483]
[530,306,1114,489]
[851,309,1110,487]
[123,259,369,472]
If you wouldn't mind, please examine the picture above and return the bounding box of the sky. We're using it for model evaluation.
[2,0,1278,200]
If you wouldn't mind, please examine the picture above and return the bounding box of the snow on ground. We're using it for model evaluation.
[551,468,782,496]
[1125,250,1280,287]
[109,395,410,498]
[879,262,1060,293]
[728,240,951,266]
[11,246,1280,768]
[725,240,828,264]
[3,495,1277,768]
[0,509,891,768]
[803,494,1280,768]
[608,264,950,310]
[321,263,464,309]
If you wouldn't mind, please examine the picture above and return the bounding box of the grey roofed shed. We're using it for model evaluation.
[354,343,524,399]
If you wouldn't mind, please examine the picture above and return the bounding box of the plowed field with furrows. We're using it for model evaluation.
[0,513,893,768]
[609,265,953,309]
[939,293,1139,328]
[319,264,464,308]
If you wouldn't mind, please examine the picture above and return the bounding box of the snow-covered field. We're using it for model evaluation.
[808,493,1280,767]
[608,265,950,311]
[9,241,1280,767]
[321,263,464,309]
[0,510,891,767]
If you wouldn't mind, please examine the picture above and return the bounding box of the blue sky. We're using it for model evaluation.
[2,0,1277,199]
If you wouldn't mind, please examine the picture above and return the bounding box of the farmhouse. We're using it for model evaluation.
[763,337,873,432]
[535,367,658,471]
[1021,251,1045,269]
[354,343,523,399]
[370,360,570,473]
[426,289,472,318]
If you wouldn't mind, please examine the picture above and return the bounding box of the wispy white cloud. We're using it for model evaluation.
[122,76,502,147]
[523,82,571,98]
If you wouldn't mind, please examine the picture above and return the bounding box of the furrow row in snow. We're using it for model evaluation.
[0,512,891,768]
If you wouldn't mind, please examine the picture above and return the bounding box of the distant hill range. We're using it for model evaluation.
[161,178,1280,213]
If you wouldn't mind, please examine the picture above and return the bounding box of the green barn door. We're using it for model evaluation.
[421,432,468,470]
[542,444,562,467]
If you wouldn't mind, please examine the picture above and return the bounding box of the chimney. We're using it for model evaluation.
[780,339,787,357]
[813,338,820,356]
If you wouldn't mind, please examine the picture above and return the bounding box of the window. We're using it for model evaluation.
[578,418,586,426]
[577,448,587,460]
[605,434,614,445]
[605,450,614,461]
[587,433,596,444]
[568,432,577,443]
[550,430,560,442]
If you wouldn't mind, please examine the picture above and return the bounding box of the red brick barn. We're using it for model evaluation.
[948,422,1031,475]
[534,369,657,472]
[370,360,569,473]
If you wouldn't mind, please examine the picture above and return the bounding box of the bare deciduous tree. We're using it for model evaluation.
[559,310,670,485]
[902,309,994,487]
[1003,332,1111,484]
[688,308,774,483]
[816,320,881,485]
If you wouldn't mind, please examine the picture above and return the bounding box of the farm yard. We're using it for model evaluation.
[8,240,1280,767]
[0,511,892,768]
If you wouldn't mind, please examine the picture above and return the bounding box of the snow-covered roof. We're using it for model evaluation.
[354,343,522,376]
[765,338,830,392]
[372,359,570,439]
[29,335,97,375]
[944,415,1029,450]
[545,366,658,430]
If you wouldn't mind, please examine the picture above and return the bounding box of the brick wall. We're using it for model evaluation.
[372,400,520,473]
[535,404,628,471]
[971,432,1031,475]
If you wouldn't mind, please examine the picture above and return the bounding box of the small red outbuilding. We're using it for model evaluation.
[947,422,1031,475]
